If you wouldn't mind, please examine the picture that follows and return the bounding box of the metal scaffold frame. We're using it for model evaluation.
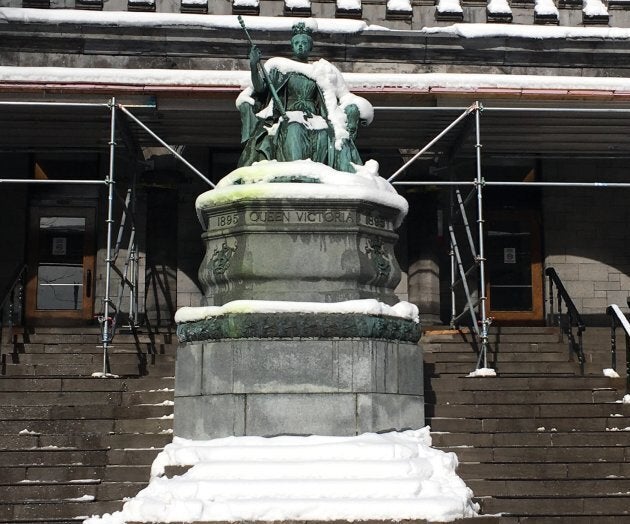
[0,97,214,375]
[387,102,630,372]
[5,98,630,374]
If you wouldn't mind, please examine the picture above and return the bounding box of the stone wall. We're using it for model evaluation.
[542,159,630,323]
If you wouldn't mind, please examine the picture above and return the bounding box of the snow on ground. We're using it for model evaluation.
[84,428,479,523]
[175,298,419,323]
[466,367,496,377]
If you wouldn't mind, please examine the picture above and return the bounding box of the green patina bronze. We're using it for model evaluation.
[238,21,365,173]
[177,312,421,343]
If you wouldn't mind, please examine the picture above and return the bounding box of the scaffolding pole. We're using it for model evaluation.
[117,104,215,188]
[387,104,477,184]
[474,104,490,370]
[102,97,117,376]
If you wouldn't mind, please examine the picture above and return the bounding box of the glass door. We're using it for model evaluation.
[486,210,543,324]
[26,207,96,323]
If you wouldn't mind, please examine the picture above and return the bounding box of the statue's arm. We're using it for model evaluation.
[249,46,266,94]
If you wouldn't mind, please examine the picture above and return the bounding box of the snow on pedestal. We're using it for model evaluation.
[84,429,479,523]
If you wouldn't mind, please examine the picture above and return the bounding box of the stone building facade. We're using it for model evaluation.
[1,1,630,329]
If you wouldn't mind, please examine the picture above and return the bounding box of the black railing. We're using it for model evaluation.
[606,301,630,393]
[0,264,27,358]
[545,267,586,369]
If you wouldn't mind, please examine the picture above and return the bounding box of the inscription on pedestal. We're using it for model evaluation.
[209,209,391,230]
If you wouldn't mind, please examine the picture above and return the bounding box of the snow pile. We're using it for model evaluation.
[337,0,361,10]
[603,368,620,378]
[195,159,409,226]
[583,0,608,17]
[487,0,512,15]
[175,298,420,324]
[623,394,630,404]
[387,0,412,12]
[234,0,259,7]
[84,429,479,523]
[285,0,312,9]
[534,0,559,17]
[437,0,463,14]
[466,367,496,377]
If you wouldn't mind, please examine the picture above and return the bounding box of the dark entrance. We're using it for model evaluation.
[486,209,543,324]
[25,206,96,324]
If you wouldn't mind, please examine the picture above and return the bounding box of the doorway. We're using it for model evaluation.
[485,210,543,324]
[25,206,96,324]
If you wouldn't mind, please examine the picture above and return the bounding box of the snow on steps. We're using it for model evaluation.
[85,430,479,523]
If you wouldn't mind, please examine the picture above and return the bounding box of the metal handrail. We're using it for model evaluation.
[606,303,630,393]
[0,264,27,355]
[545,267,586,368]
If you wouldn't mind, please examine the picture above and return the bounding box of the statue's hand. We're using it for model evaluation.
[249,46,261,67]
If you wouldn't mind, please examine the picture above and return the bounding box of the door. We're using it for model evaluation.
[26,207,96,323]
[486,210,543,324]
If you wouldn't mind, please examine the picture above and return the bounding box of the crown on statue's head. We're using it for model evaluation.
[292,22,313,38]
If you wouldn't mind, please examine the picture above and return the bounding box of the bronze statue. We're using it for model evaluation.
[237,20,371,173]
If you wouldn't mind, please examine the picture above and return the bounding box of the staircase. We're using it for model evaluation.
[0,326,176,523]
[423,326,630,522]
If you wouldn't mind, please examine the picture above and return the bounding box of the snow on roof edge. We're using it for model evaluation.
[5,67,630,95]
[3,8,630,41]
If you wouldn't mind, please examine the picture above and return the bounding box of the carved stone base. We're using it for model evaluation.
[174,336,424,438]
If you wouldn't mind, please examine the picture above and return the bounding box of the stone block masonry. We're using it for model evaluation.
[174,338,424,438]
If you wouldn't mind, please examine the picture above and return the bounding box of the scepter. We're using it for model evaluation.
[237,15,287,118]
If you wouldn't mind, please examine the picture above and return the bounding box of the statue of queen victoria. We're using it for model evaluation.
[236,21,373,174]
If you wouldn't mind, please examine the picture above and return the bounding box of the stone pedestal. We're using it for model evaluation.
[175,335,423,438]
[175,161,422,438]
[196,198,403,305]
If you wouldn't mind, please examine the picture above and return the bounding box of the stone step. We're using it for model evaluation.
[0,376,174,392]
[0,433,108,449]
[427,361,582,375]
[114,417,173,434]
[426,389,620,405]
[17,342,177,354]
[440,445,630,463]
[0,391,124,406]
[427,416,630,432]
[14,333,174,345]
[107,448,163,466]
[425,376,626,392]
[422,333,563,344]
[0,403,173,421]
[432,430,630,448]
[468,478,630,497]
[8,353,175,368]
[96,481,148,501]
[1,419,115,434]
[0,449,108,467]
[103,464,151,482]
[0,483,98,501]
[107,433,172,449]
[0,500,122,522]
[2,363,143,377]
[425,352,571,363]
[0,465,104,484]
[422,342,569,353]
[458,461,630,480]
[479,495,630,516]
[429,402,628,418]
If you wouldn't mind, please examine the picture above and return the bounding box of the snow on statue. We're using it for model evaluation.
[237,19,373,173]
